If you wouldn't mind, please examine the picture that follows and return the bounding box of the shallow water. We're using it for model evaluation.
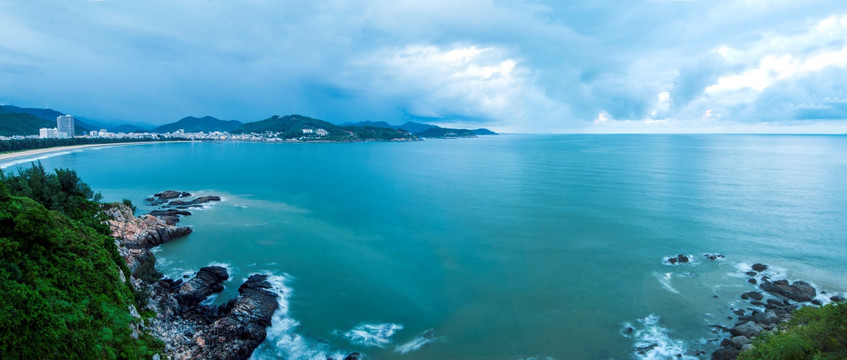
[7,135,847,359]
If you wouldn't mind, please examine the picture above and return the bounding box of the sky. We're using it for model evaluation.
[1,0,847,133]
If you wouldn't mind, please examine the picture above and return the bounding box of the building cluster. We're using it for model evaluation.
[39,115,76,139]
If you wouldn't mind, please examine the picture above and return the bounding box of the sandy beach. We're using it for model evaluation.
[0,141,170,163]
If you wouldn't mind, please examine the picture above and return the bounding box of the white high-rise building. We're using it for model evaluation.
[57,115,75,138]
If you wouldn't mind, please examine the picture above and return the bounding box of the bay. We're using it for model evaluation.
[6,135,847,359]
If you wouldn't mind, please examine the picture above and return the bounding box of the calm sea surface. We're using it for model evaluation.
[4,135,847,359]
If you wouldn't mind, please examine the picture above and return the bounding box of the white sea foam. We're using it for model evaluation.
[625,315,698,360]
[339,322,404,348]
[251,274,348,360]
[653,272,680,294]
[394,329,437,354]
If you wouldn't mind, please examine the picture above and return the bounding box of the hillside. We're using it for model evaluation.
[152,116,242,133]
[397,121,438,134]
[0,105,94,135]
[0,164,161,358]
[415,126,477,138]
[0,113,54,136]
[233,114,342,136]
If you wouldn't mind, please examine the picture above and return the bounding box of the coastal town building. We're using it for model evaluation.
[39,128,60,138]
[57,115,75,138]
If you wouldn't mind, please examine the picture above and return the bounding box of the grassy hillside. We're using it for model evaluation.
[0,105,95,135]
[0,113,54,136]
[0,164,161,359]
[233,114,342,135]
[738,301,847,360]
[152,116,242,133]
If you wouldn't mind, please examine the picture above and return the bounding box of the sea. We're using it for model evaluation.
[3,134,846,360]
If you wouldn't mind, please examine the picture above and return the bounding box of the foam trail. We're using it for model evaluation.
[394,329,437,354]
[340,323,404,348]
[653,272,680,294]
[627,315,698,360]
[0,151,72,169]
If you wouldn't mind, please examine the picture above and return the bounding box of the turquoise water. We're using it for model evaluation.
[5,135,847,359]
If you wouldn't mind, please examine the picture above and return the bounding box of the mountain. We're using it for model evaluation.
[396,121,438,134]
[415,127,477,138]
[471,128,498,135]
[342,121,394,128]
[152,116,243,133]
[0,105,94,135]
[233,114,342,135]
[0,113,54,136]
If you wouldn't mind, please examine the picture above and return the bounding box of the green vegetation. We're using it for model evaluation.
[0,112,54,136]
[738,302,847,360]
[233,114,417,141]
[0,163,162,359]
[152,115,242,133]
[0,137,177,154]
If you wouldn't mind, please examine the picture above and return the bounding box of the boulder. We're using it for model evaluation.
[742,291,763,301]
[730,321,762,338]
[760,280,816,302]
[154,190,185,200]
[175,266,230,307]
[168,195,222,207]
[104,203,192,248]
[830,295,846,302]
[711,347,739,360]
[731,336,751,349]
[751,263,768,272]
[752,310,778,325]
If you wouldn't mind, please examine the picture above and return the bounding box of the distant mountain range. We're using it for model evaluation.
[152,116,242,133]
[0,104,497,139]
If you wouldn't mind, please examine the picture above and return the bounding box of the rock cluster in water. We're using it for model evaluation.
[105,191,281,360]
[709,262,830,360]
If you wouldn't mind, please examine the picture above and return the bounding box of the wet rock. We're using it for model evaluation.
[740,344,754,352]
[168,195,222,207]
[733,309,745,316]
[677,254,690,263]
[711,347,739,360]
[175,266,229,307]
[344,353,361,360]
[668,257,678,264]
[636,343,658,354]
[742,291,763,301]
[730,321,762,338]
[745,271,757,277]
[752,263,768,272]
[748,278,757,285]
[760,279,816,302]
[811,299,823,306]
[190,274,280,360]
[830,295,846,302]
[704,253,725,260]
[149,209,192,217]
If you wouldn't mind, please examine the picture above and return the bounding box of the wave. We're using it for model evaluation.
[653,272,680,294]
[339,322,404,348]
[623,315,698,360]
[394,329,437,354]
[0,151,73,169]
[252,274,348,360]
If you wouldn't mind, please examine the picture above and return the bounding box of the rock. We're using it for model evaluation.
[636,343,658,354]
[733,309,745,316]
[720,338,732,347]
[740,344,754,352]
[748,278,757,285]
[811,299,823,306]
[751,301,766,307]
[344,353,361,360]
[753,310,778,325]
[190,274,280,360]
[704,253,724,261]
[175,266,229,307]
[711,347,739,360]
[731,336,751,349]
[742,291,763,301]
[118,245,162,282]
[730,321,762,338]
[830,295,846,302]
[149,209,193,217]
[153,354,161,360]
[154,190,185,200]
[752,263,768,272]
[104,203,192,248]
[745,271,757,277]
[677,254,690,263]
[760,279,816,302]
[668,257,678,264]
[168,195,221,207]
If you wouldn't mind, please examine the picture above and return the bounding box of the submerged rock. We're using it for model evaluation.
[751,263,768,272]
[760,280,816,302]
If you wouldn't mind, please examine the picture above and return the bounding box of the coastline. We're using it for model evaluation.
[0,141,192,163]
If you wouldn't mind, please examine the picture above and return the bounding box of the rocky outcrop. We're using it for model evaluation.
[168,195,222,207]
[190,274,279,360]
[760,279,816,302]
[667,254,690,264]
[175,266,230,307]
[104,203,192,248]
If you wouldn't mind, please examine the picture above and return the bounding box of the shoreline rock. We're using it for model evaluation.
[105,192,279,360]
